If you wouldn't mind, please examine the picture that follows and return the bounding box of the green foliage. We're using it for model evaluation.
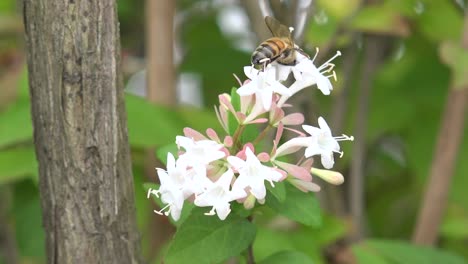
[165,208,256,264]
[439,41,468,88]
[353,239,467,264]
[266,182,321,227]
[259,250,314,264]
[0,147,37,185]
[0,100,33,149]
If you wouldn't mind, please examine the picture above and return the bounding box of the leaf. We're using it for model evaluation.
[439,41,468,89]
[155,144,178,166]
[354,239,467,264]
[416,1,463,43]
[350,5,410,36]
[259,250,314,264]
[266,180,286,203]
[165,209,256,264]
[0,147,37,185]
[266,182,322,226]
[12,180,46,261]
[125,95,181,148]
[0,100,33,149]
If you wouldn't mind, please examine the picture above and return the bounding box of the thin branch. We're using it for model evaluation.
[349,35,383,241]
[412,11,468,245]
[239,0,273,42]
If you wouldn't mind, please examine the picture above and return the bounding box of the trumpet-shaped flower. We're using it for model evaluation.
[237,65,291,110]
[228,148,283,200]
[194,169,247,220]
[176,136,226,166]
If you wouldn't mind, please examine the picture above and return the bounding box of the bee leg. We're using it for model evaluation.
[259,58,271,71]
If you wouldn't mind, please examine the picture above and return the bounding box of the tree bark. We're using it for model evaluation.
[23,0,142,263]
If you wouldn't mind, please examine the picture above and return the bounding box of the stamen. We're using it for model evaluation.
[147,188,160,198]
[289,26,295,33]
[204,207,216,216]
[334,134,354,141]
[324,71,337,82]
[319,51,342,71]
[233,73,242,86]
[311,47,319,62]
[154,203,171,215]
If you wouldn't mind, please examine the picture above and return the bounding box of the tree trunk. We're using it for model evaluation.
[23,0,142,263]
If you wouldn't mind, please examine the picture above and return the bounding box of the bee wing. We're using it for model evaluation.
[265,16,292,39]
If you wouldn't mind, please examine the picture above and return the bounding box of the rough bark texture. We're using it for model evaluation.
[23,0,142,263]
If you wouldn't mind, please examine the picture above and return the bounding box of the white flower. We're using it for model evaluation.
[277,50,342,107]
[273,117,353,169]
[237,65,291,110]
[271,51,309,81]
[176,136,225,166]
[302,117,353,169]
[227,148,283,200]
[194,169,247,220]
[148,153,189,221]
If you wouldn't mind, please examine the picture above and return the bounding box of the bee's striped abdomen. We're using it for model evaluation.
[251,38,287,66]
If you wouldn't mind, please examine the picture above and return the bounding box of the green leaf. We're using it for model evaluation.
[241,124,260,144]
[441,205,468,239]
[354,239,467,264]
[350,5,409,36]
[266,183,322,226]
[416,1,463,43]
[12,180,45,261]
[0,147,37,185]
[439,41,468,89]
[155,143,178,166]
[142,183,194,227]
[267,180,286,203]
[165,209,256,264]
[259,250,314,264]
[0,100,33,149]
[125,95,181,148]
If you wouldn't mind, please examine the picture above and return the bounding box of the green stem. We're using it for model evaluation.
[252,125,272,146]
[246,216,255,264]
[231,125,245,152]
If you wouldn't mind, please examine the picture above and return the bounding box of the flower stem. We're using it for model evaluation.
[252,125,272,145]
[246,216,255,264]
[232,125,245,151]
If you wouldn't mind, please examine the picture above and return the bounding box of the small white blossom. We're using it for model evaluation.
[237,65,291,110]
[228,148,283,200]
[176,136,226,166]
[194,169,247,220]
[302,117,353,169]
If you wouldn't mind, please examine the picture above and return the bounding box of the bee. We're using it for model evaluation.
[251,16,309,68]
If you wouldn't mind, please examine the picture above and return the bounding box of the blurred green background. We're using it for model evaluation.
[1,0,467,263]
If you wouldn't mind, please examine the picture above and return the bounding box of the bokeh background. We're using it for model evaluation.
[1,0,467,263]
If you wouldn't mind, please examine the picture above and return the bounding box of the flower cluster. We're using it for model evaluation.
[148,49,353,221]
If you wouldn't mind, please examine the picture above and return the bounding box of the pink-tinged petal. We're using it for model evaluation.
[223,136,233,147]
[274,122,284,149]
[273,168,288,181]
[240,95,254,113]
[206,128,220,142]
[214,106,228,133]
[244,146,257,160]
[302,124,321,137]
[274,137,309,157]
[227,156,245,170]
[300,158,314,171]
[268,169,284,182]
[236,112,247,123]
[183,127,206,141]
[270,106,284,125]
[282,113,304,126]
[249,182,266,200]
[244,97,267,124]
[257,152,270,162]
[274,160,312,181]
[284,126,306,136]
[246,118,268,124]
[289,178,321,193]
[220,147,230,158]
[219,94,238,118]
